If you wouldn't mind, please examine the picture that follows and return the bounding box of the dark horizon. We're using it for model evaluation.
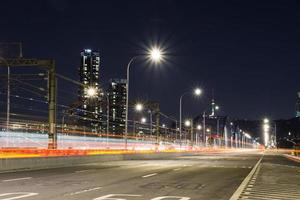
[1,0,300,120]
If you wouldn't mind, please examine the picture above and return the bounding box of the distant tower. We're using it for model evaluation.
[78,49,103,132]
[296,92,300,117]
[107,79,127,135]
[210,90,216,117]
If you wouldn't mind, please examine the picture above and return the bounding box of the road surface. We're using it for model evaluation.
[0,151,299,200]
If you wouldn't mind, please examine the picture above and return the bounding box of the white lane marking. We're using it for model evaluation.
[69,187,102,196]
[94,194,142,200]
[229,155,263,200]
[75,169,94,173]
[2,177,32,182]
[0,192,38,200]
[151,196,190,200]
[173,168,182,171]
[142,173,158,178]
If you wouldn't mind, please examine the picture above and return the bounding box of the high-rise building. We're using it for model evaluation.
[78,49,103,132]
[107,78,127,135]
[296,92,300,117]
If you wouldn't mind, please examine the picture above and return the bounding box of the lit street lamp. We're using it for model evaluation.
[179,87,202,146]
[135,103,144,112]
[184,120,191,127]
[197,124,202,130]
[141,117,147,123]
[263,118,270,147]
[124,47,163,149]
[86,86,97,98]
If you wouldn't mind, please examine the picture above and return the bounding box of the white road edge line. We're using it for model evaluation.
[229,155,264,200]
[142,173,158,178]
[2,177,32,182]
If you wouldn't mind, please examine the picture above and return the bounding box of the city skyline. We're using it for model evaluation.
[1,1,300,121]
[0,2,299,199]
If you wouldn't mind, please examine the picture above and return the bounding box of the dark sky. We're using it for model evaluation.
[1,0,300,120]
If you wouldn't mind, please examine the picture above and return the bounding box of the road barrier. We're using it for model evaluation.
[0,151,194,172]
[0,148,260,172]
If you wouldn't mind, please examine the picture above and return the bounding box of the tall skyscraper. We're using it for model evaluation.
[78,49,103,132]
[296,92,300,117]
[107,78,127,135]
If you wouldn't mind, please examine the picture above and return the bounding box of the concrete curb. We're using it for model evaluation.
[0,152,193,172]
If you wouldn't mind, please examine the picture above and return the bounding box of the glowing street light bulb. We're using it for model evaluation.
[215,105,220,110]
[263,118,269,124]
[194,88,202,96]
[206,128,211,133]
[87,87,97,98]
[162,124,166,128]
[149,47,162,62]
[141,117,146,123]
[135,103,143,112]
[197,125,202,130]
[184,120,191,127]
[263,124,270,131]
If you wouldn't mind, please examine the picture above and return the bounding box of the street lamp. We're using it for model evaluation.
[264,118,269,124]
[86,86,97,98]
[149,47,163,62]
[197,125,202,130]
[141,117,147,123]
[215,105,220,110]
[263,118,270,147]
[194,88,202,96]
[135,103,144,112]
[184,120,191,127]
[179,87,202,145]
[124,47,163,149]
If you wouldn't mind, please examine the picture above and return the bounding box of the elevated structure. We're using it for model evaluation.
[0,58,57,149]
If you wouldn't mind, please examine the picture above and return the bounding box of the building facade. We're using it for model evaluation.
[107,79,127,135]
[78,49,103,132]
[296,92,300,117]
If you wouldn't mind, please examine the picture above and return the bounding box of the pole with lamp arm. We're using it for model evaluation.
[124,48,163,149]
[179,88,202,147]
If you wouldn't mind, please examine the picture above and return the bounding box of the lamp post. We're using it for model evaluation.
[179,88,202,147]
[196,124,202,146]
[124,48,163,149]
[105,94,109,146]
[184,119,192,146]
[263,118,270,148]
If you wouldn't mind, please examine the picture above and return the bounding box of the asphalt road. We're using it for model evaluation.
[0,151,299,200]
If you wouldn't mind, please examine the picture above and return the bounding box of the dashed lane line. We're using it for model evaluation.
[142,173,158,178]
[68,187,102,196]
[173,168,182,171]
[2,177,32,182]
[74,169,95,173]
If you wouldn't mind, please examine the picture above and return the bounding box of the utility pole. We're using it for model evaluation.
[7,63,10,133]
[0,58,57,149]
[203,111,206,146]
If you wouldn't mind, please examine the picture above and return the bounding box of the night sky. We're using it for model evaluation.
[1,0,300,120]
